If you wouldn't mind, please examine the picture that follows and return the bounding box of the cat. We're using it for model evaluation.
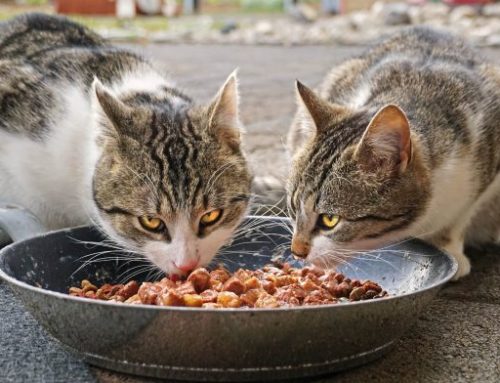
[0,14,252,275]
[286,27,500,280]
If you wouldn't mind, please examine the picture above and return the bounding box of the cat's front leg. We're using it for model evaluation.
[430,231,471,281]
[441,239,471,281]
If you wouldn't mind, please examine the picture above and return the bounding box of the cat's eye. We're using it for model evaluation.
[317,214,340,231]
[138,216,165,232]
[200,209,223,226]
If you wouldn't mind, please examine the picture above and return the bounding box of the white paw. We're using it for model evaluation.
[451,252,471,281]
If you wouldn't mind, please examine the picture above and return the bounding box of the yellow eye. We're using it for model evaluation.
[200,209,223,226]
[138,216,164,232]
[318,214,340,230]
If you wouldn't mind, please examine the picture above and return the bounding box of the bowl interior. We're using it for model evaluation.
[0,217,455,296]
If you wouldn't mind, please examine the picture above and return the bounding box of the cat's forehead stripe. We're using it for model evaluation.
[300,113,369,202]
[147,112,175,210]
[147,107,234,213]
[155,112,201,210]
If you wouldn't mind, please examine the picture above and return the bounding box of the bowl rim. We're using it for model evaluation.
[0,216,458,314]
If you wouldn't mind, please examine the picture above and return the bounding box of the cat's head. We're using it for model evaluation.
[287,81,431,266]
[90,72,251,276]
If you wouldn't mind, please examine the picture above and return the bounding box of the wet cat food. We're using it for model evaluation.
[69,263,388,308]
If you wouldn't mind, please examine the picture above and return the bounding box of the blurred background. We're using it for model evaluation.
[1,0,499,46]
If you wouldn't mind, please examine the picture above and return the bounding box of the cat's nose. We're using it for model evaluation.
[174,259,199,273]
[291,237,311,259]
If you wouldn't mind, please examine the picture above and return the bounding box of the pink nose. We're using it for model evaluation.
[174,260,199,272]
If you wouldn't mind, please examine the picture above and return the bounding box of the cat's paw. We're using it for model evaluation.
[435,236,471,281]
[451,252,471,281]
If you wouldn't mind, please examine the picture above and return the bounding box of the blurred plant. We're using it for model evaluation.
[15,0,49,5]
[205,0,240,5]
[240,0,284,11]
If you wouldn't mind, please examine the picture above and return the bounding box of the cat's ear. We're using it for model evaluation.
[207,70,241,150]
[93,77,134,135]
[295,80,347,134]
[355,104,412,173]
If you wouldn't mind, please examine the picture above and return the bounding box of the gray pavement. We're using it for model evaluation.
[1,44,499,383]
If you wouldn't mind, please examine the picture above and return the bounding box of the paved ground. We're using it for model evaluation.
[1,44,499,383]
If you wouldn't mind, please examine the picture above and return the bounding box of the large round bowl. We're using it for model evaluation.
[0,208,457,381]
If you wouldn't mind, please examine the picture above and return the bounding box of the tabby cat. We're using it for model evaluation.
[0,14,252,275]
[287,27,500,280]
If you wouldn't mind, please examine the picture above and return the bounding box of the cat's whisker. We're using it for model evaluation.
[313,251,350,267]
[233,216,292,235]
[69,238,126,252]
[72,250,148,275]
[119,266,158,284]
[117,262,159,283]
[322,246,420,271]
[146,268,165,282]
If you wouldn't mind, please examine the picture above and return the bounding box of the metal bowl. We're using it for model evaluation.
[0,212,457,381]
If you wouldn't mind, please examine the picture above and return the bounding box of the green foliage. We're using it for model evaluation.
[240,0,284,11]
[205,0,241,5]
[68,16,169,32]
[21,0,49,5]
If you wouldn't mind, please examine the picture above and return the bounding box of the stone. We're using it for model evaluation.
[384,4,412,26]
[98,28,142,41]
[254,20,273,35]
[419,2,449,21]
[483,3,500,18]
[407,5,423,24]
[449,5,479,23]
[162,0,181,17]
[349,11,372,31]
[220,20,238,35]
[137,0,162,15]
[485,34,500,47]
[372,2,412,26]
[288,3,319,23]
[86,4,496,47]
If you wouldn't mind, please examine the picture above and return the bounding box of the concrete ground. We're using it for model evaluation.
[1,44,499,383]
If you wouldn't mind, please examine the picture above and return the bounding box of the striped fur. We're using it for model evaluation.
[0,14,252,275]
[287,27,500,279]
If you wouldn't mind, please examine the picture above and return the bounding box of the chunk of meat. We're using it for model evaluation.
[187,268,211,293]
[222,277,246,295]
[217,291,241,308]
[183,294,203,307]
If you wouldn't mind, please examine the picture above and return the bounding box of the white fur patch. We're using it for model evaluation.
[110,68,188,110]
[349,84,371,109]
[112,69,170,94]
[412,153,476,239]
[0,83,99,229]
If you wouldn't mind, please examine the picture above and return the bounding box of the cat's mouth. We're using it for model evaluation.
[173,259,201,273]
[154,259,204,277]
